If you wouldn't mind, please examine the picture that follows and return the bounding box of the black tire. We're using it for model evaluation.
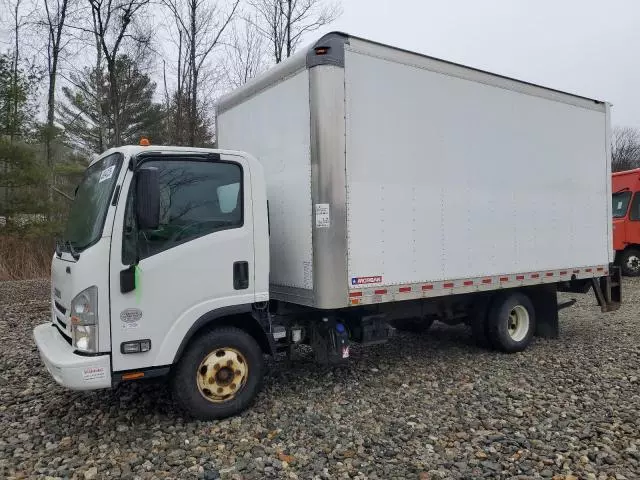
[171,327,264,420]
[619,248,640,277]
[392,316,435,333]
[486,292,536,353]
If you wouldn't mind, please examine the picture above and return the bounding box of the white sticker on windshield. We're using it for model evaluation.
[618,201,623,209]
[99,165,116,183]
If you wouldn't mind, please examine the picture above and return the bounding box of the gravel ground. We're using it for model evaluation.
[1,279,639,480]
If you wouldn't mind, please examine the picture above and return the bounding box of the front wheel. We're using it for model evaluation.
[619,248,640,277]
[487,292,536,353]
[171,327,264,420]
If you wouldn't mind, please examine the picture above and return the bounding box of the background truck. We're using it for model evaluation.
[612,168,640,275]
[34,32,620,420]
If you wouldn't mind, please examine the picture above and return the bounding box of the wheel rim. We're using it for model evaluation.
[507,305,530,342]
[196,347,248,403]
[626,254,640,272]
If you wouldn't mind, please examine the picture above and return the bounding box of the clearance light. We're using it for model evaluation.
[139,137,150,146]
[315,46,329,55]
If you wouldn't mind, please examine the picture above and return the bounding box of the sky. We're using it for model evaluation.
[309,0,640,129]
[0,0,637,130]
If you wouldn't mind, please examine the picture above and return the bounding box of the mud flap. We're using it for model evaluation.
[528,285,559,339]
[470,295,492,347]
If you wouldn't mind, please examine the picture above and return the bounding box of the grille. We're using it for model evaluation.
[54,301,67,315]
[54,324,72,346]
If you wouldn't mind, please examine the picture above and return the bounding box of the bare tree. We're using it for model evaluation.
[88,0,150,147]
[6,0,33,142]
[248,0,340,63]
[612,127,640,173]
[11,0,22,142]
[42,0,72,168]
[224,15,267,88]
[91,8,105,152]
[163,0,239,146]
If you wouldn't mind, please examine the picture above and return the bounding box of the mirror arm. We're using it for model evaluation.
[120,265,136,293]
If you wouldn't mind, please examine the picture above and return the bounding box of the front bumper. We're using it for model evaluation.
[33,323,111,390]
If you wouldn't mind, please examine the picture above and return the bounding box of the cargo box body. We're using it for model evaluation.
[217,32,613,310]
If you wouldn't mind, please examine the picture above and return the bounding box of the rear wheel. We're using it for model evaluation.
[172,327,264,420]
[487,292,536,353]
[619,248,640,277]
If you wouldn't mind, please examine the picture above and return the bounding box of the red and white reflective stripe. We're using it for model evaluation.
[348,265,608,305]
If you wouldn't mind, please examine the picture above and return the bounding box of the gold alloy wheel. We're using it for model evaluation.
[196,347,248,403]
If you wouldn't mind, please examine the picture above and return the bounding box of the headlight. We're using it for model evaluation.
[70,286,98,352]
[73,325,98,352]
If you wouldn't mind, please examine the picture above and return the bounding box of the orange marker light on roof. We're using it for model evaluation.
[140,137,150,146]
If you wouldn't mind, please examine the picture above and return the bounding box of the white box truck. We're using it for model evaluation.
[34,32,620,419]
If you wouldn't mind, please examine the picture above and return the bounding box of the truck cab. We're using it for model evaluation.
[612,168,640,276]
[34,145,271,419]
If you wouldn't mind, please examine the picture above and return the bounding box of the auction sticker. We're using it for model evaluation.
[351,276,383,286]
[83,366,106,381]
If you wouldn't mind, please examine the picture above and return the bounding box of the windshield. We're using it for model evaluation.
[64,153,123,250]
[612,191,632,218]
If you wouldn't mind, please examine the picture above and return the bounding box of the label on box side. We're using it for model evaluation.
[351,276,383,285]
[315,203,330,228]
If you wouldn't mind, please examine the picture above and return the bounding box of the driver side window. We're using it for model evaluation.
[122,159,243,264]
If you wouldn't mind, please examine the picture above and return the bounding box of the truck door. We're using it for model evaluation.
[627,192,640,246]
[612,191,632,251]
[108,154,255,373]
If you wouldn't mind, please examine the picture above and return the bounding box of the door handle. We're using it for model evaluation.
[233,261,249,290]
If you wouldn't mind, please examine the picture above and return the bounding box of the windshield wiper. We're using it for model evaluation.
[55,238,80,260]
[67,240,81,260]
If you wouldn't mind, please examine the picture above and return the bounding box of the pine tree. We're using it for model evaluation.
[0,53,41,140]
[165,91,215,147]
[58,55,164,153]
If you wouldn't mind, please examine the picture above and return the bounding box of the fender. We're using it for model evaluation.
[171,304,275,364]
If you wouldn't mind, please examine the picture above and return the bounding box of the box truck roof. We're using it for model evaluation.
[217,31,605,115]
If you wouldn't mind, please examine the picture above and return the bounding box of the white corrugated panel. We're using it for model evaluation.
[218,70,313,289]
[344,48,609,286]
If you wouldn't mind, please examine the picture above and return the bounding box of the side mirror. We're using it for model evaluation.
[135,167,160,230]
